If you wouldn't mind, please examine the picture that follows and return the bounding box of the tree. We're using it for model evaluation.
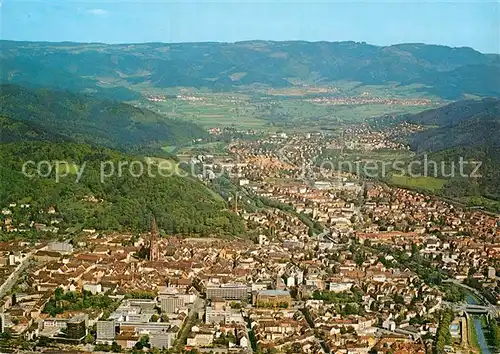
[54,287,64,300]
[489,318,500,349]
[84,333,95,344]
[433,309,453,354]
[134,335,150,350]
[111,341,122,352]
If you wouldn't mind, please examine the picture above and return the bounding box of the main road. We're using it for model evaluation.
[0,251,34,299]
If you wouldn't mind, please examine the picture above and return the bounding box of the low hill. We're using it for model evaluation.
[0,84,208,152]
[2,40,499,99]
[0,141,244,235]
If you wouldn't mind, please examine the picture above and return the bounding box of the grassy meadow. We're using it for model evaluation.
[389,174,448,192]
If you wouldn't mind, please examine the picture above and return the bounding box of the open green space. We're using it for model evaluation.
[389,174,448,192]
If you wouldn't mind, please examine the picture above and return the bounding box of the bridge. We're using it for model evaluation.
[452,303,492,314]
[442,279,500,316]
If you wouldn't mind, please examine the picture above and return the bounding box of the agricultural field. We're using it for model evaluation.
[125,80,444,131]
[133,90,270,129]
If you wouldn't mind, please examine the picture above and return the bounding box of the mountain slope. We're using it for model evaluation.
[405,97,500,127]
[398,99,500,207]
[2,40,499,99]
[0,115,68,143]
[405,97,500,152]
[0,141,244,235]
[0,56,140,101]
[0,84,208,152]
[0,88,243,236]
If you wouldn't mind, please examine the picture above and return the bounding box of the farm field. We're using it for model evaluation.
[122,79,445,131]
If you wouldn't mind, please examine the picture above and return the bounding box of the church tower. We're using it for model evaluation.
[150,216,159,261]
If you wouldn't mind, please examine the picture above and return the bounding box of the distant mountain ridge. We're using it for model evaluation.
[1,40,499,99]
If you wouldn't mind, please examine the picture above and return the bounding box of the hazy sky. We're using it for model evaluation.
[1,0,499,53]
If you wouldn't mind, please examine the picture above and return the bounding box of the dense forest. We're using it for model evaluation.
[406,97,500,153]
[0,84,245,237]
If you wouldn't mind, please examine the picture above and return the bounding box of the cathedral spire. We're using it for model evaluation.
[149,216,159,261]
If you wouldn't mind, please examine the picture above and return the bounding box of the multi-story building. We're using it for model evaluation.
[186,332,213,347]
[149,329,177,349]
[67,315,86,340]
[206,283,250,301]
[83,283,102,295]
[47,241,73,254]
[205,306,230,324]
[255,290,292,308]
[160,296,185,314]
[96,320,116,343]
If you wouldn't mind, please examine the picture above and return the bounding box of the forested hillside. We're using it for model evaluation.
[0,86,242,236]
[0,141,244,236]
[0,85,208,152]
[406,97,500,130]
[399,99,500,207]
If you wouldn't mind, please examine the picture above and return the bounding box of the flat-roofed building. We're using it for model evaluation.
[97,320,115,342]
[160,296,185,314]
[48,241,73,254]
[67,315,87,340]
[206,283,250,301]
[255,290,292,308]
[149,328,177,349]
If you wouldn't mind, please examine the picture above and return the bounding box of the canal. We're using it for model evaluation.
[465,293,492,354]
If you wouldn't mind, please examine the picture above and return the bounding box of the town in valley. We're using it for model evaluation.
[1,126,499,354]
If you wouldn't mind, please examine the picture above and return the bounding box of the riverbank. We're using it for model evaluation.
[468,314,481,352]
[466,293,493,354]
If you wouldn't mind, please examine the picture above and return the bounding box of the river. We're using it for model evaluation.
[465,293,492,354]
